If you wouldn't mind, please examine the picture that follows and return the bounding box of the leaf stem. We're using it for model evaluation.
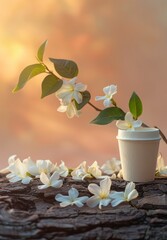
[88,102,102,112]
[37,58,59,78]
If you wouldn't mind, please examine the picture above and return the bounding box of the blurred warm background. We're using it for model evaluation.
[0,0,166,168]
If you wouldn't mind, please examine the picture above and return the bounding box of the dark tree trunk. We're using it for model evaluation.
[0,173,167,240]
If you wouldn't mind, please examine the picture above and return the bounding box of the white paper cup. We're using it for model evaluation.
[117,127,160,182]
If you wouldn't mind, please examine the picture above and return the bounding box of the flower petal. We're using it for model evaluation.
[57,105,67,113]
[133,120,142,128]
[110,191,124,200]
[103,98,111,108]
[51,179,63,188]
[103,85,117,95]
[77,196,89,203]
[127,189,138,201]
[99,198,111,209]
[95,96,106,101]
[86,196,100,208]
[38,184,48,190]
[60,201,72,207]
[61,92,74,105]
[9,176,21,183]
[111,198,125,207]
[50,171,60,182]
[75,83,87,92]
[116,120,130,130]
[88,183,100,196]
[69,77,77,85]
[160,167,167,175]
[40,172,50,186]
[66,102,79,118]
[8,155,17,165]
[21,177,32,184]
[124,182,135,198]
[68,188,79,200]
[100,177,112,196]
[157,153,165,170]
[125,112,133,123]
[73,91,82,104]
[55,194,70,202]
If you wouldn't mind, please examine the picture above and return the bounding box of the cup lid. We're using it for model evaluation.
[117,127,161,141]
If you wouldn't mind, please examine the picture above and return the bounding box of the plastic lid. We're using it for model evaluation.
[117,127,161,141]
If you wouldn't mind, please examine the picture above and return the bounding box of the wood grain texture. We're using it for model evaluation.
[0,174,167,240]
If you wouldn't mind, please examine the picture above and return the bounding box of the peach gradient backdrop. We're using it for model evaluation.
[0,0,166,169]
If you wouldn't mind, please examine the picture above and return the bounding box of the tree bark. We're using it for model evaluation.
[0,174,167,240]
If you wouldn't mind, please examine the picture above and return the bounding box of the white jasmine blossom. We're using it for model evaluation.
[55,161,69,177]
[116,112,142,130]
[95,84,117,108]
[0,155,17,173]
[156,154,167,176]
[55,187,88,207]
[56,77,87,105]
[71,161,102,180]
[101,158,121,175]
[110,182,138,207]
[87,177,112,209]
[38,171,63,189]
[6,158,32,184]
[23,157,39,177]
[87,161,102,179]
[57,100,80,118]
[36,159,56,177]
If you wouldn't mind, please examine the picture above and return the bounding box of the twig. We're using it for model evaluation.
[142,123,167,144]
[155,126,167,144]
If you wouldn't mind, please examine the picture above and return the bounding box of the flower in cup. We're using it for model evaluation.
[55,187,88,207]
[86,177,112,209]
[38,171,63,189]
[56,77,87,105]
[95,84,117,108]
[116,112,142,130]
[110,182,138,207]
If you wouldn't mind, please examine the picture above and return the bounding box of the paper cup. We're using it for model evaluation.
[117,127,160,182]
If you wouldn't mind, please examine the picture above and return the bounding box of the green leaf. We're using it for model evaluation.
[41,74,63,98]
[49,58,79,78]
[13,64,46,92]
[37,40,48,62]
[129,92,143,119]
[75,91,91,110]
[91,107,125,125]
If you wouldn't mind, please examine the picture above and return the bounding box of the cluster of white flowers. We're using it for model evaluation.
[56,77,87,118]
[1,154,166,209]
[1,155,68,189]
[55,80,143,131]
[55,177,138,209]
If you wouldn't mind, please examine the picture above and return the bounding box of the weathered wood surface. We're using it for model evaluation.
[0,174,167,240]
